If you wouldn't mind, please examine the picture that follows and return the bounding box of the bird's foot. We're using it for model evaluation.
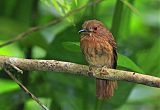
[88,65,100,75]
[100,66,108,75]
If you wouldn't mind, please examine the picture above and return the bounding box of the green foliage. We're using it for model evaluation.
[40,0,82,23]
[117,53,143,73]
[0,0,159,110]
[62,42,81,53]
[0,79,19,94]
[120,0,140,15]
[136,39,160,76]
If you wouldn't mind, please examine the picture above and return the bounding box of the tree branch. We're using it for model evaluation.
[0,55,160,88]
[0,0,103,48]
[4,61,49,110]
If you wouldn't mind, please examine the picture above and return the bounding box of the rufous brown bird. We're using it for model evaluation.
[79,20,117,100]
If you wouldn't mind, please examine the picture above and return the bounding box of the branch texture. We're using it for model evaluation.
[0,55,160,88]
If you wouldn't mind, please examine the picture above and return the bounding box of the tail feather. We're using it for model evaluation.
[96,79,117,100]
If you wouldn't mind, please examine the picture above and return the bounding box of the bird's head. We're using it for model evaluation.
[79,20,108,36]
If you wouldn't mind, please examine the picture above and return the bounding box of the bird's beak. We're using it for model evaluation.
[78,29,89,34]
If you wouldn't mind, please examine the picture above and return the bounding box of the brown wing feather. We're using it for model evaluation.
[106,31,117,69]
[112,47,117,69]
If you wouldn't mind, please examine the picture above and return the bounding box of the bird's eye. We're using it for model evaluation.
[93,27,97,30]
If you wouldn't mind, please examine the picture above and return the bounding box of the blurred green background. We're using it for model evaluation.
[0,0,160,110]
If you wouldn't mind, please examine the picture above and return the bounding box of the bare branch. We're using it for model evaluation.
[0,0,103,48]
[0,55,160,88]
[4,61,49,110]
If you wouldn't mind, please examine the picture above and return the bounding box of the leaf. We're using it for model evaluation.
[120,0,140,16]
[118,0,133,41]
[111,0,124,39]
[41,0,74,23]
[62,42,81,53]
[74,0,78,6]
[51,0,61,13]
[117,53,144,73]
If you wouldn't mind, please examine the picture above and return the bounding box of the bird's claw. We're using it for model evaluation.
[100,66,108,75]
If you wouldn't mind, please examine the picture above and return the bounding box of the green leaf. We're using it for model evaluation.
[117,53,144,73]
[51,0,61,13]
[74,0,78,6]
[62,42,81,53]
[111,0,124,39]
[121,0,140,16]
[41,0,74,23]
[118,0,133,41]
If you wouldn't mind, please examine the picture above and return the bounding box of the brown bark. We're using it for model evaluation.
[0,55,159,88]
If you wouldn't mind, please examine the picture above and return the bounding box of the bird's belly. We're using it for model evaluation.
[85,47,112,68]
[87,55,108,67]
[80,36,113,68]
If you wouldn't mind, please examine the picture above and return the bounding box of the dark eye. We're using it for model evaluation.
[93,27,97,30]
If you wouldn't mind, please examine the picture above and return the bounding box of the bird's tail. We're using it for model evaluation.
[96,79,117,100]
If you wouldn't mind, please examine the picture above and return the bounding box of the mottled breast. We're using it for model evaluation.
[80,35,114,68]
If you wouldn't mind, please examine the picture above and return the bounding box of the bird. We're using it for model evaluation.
[79,20,117,100]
